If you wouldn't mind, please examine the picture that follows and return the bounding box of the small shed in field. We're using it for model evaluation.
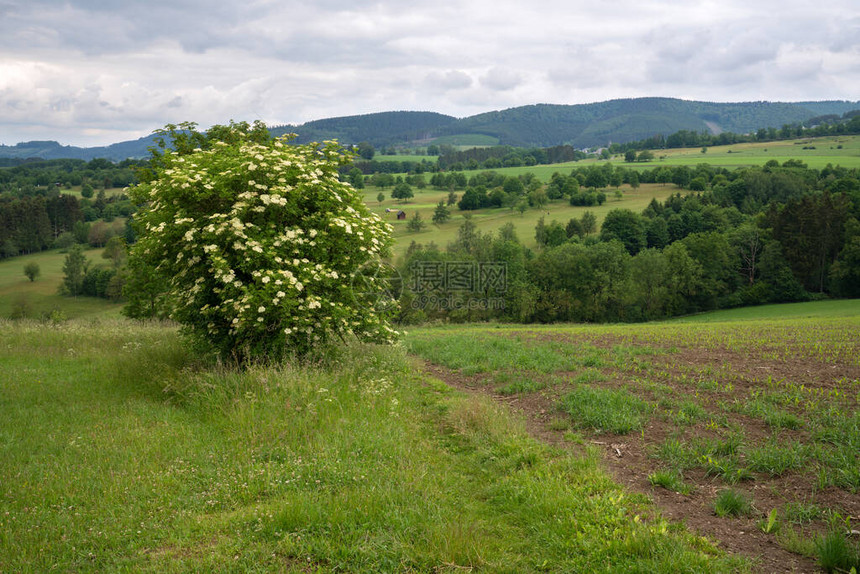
[396,210,406,220]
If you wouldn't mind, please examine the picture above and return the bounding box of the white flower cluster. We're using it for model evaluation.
[127,131,399,358]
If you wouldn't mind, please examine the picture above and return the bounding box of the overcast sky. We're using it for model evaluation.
[1,0,858,146]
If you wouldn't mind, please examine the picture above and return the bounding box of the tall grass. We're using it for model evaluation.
[0,319,746,572]
[559,385,650,434]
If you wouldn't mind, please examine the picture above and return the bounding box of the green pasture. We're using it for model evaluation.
[412,134,860,178]
[367,154,436,163]
[429,134,501,147]
[366,183,676,260]
[669,299,860,323]
[0,247,123,319]
[631,135,860,170]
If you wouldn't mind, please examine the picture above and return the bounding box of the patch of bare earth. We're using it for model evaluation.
[416,332,860,574]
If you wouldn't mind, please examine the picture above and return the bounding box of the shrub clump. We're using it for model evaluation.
[127,122,397,360]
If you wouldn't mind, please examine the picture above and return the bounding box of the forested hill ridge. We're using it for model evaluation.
[269,111,458,147]
[443,99,860,148]
[2,98,858,160]
[0,134,160,163]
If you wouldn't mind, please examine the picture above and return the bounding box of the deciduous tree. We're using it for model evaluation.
[24,262,40,282]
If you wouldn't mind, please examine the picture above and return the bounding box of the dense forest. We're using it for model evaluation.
[270,111,457,147]
[0,158,139,258]
[399,161,860,324]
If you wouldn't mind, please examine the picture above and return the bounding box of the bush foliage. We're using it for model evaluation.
[127,122,397,360]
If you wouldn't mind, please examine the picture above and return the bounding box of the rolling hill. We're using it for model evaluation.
[2,98,857,161]
[0,135,160,162]
[434,98,854,148]
[269,110,457,147]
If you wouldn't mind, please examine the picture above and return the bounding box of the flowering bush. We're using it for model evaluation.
[127,122,397,360]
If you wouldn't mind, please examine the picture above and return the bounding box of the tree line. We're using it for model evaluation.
[0,157,139,259]
[0,157,141,193]
[45,155,858,321]
[0,191,134,258]
[398,161,860,324]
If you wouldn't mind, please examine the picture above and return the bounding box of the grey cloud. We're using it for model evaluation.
[0,0,250,54]
[827,17,860,52]
[1,0,859,145]
[424,70,473,92]
[480,68,522,91]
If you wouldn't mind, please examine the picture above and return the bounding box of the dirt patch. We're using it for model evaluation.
[415,332,860,574]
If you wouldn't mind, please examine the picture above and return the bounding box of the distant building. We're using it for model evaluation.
[396,210,406,220]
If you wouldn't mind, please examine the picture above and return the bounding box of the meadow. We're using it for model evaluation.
[3,302,858,572]
[638,135,860,170]
[0,246,122,320]
[361,133,860,259]
[365,183,675,259]
[419,135,860,181]
[0,319,747,573]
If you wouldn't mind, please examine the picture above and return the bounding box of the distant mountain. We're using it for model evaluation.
[2,98,858,160]
[0,135,159,162]
[436,98,855,148]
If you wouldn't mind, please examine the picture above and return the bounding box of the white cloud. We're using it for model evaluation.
[0,0,857,145]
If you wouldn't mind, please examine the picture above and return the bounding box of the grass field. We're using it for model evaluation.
[366,182,675,259]
[669,299,860,323]
[50,184,129,200]
[430,134,501,147]
[407,300,860,572]
[412,135,860,182]
[635,135,860,170]
[0,247,123,320]
[0,320,746,573]
[368,154,436,163]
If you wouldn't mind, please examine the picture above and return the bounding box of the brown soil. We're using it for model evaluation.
[415,333,860,574]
